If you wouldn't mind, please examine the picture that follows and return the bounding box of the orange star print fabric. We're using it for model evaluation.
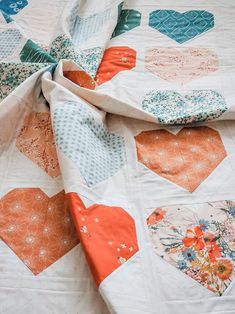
[95,46,136,85]
[67,192,139,286]
[135,126,227,192]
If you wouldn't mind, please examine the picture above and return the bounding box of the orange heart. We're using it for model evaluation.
[135,126,227,192]
[67,192,139,286]
[16,112,60,178]
[95,46,136,85]
[0,189,79,274]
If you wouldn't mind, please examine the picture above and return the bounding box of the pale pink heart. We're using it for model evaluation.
[145,48,219,85]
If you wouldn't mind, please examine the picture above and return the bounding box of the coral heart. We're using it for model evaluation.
[135,126,227,192]
[149,10,214,44]
[142,90,227,124]
[95,46,136,85]
[112,9,141,38]
[0,29,22,60]
[67,192,139,286]
[53,101,126,187]
[147,200,235,295]
[16,112,60,178]
[0,189,79,274]
[145,48,219,84]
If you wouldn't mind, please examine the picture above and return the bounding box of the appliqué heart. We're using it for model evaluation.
[53,101,126,187]
[142,90,227,124]
[112,9,141,38]
[135,126,227,192]
[95,46,136,85]
[0,189,79,274]
[149,10,214,44]
[147,201,235,295]
[67,192,139,286]
[145,48,219,84]
[16,112,60,178]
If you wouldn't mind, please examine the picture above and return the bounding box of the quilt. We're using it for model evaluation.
[0,0,235,313]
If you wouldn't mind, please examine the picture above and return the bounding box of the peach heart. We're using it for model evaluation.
[16,112,60,178]
[67,192,139,286]
[145,48,218,84]
[95,46,136,85]
[135,126,227,192]
[0,189,79,274]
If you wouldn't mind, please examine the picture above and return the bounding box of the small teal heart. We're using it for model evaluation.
[142,90,227,124]
[0,29,22,60]
[53,101,126,187]
[149,10,214,44]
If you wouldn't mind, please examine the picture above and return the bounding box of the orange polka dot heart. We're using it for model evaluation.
[0,189,79,274]
[67,192,139,286]
[95,46,136,85]
[135,126,227,192]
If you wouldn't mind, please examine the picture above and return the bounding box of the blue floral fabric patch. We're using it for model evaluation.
[142,90,227,124]
[53,101,126,187]
[0,0,28,15]
[149,10,214,44]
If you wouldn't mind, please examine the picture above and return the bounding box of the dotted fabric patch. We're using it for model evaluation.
[149,10,214,44]
[142,90,227,124]
[145,48,219,85]
[53,101,126,187]
[112,9,141,38]
[71,8,111,46]
[0,29,22,60]
[0,0,28,15]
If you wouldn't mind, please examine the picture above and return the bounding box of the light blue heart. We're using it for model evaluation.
[53,101,126,187]
[149,10,214,44]
[142,90,227,124]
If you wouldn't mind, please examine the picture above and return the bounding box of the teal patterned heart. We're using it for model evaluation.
[149,10,214,44]
[142,90,227,124]
[0,29,22,60]
[112,9,141,38]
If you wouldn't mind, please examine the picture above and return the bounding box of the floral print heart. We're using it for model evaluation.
[145,48,219,85]
[149,10,214,44]
[67,192,139,286]
[0,189,79,274]
[147,200,235,295]
[16,112,60,178]
[135,126,227,192]
[142,90,227,124]
[53,101,126,187]
[95,46,136,85]
[112,9,141,38]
